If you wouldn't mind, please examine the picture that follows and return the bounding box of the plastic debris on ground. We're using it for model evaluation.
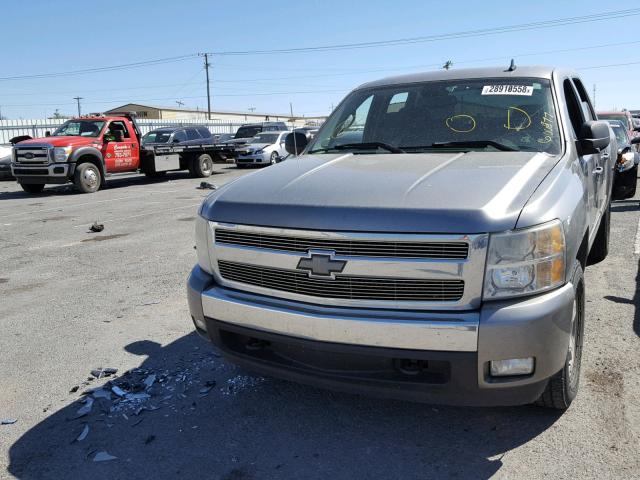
[197,182,217,190]
[93,451,117,462]
[76,424,90,442]
[1,419,17,425]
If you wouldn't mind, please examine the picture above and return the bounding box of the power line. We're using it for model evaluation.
[206,8,640,55]
[0,54,197,82]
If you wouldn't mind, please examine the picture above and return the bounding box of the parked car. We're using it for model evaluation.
[234,131,290,167]
[141,126,213,147]
[606,119,638,198]
[212,133,234,144]
[0,145,13,179]
[212,122,289,159]
[597,110,640,149]
[189,66,621,410]
[293,127,320,141]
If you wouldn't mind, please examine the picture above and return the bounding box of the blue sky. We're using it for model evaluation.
[2,0,640,119]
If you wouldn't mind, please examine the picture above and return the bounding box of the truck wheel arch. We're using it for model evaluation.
[70,147,106,185]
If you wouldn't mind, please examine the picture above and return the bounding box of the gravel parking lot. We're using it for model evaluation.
[0,168,639,480]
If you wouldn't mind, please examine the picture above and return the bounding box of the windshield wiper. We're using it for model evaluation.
[310,142,405,154]
[426,141,517,152]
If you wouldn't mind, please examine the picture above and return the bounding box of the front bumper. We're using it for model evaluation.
[235,152,267,164]
[0,163,13,179]
[11,162,72,184]
[187,266,574,406]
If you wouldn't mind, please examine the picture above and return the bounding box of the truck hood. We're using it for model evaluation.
[201,151,560,233]
[16,136,100,148]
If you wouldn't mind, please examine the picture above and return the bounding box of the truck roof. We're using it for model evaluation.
[356,65,575,90]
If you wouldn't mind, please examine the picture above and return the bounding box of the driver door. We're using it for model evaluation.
[102,121,137,173]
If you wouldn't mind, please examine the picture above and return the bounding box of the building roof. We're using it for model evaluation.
[104,103,324,119]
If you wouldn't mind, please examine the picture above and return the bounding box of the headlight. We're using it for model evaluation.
[195,215,213,274]
[483,220,566,300]
[253,148,264,154]
[54,146,73,162]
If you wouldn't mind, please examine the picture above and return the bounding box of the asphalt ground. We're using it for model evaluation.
[0,166,638,479]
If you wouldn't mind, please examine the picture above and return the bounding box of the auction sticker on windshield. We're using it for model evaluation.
[481,85,533,95]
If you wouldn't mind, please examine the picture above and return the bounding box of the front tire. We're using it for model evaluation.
[190,154,213,178]
[535,264,585,410]
[20,183,45,194]
[269,151,279,165]
[74,162,101,193]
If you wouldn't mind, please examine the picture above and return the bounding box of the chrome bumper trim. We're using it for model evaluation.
[201,285,479,351]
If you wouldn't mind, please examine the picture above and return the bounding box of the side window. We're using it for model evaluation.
[387,92,408,113]
[109,121,130,138]
[572,78,596,122]
[173,130,187,142]
[563,80,584,138]
[196,127,211,138]
[186,128,200,140]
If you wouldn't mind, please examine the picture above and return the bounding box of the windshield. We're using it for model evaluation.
[235,126,261,138]
[309,78,561,154]
[598,113,630,130]
[250,133,278,144]
[53,120,105,138]
[142,131,172,144]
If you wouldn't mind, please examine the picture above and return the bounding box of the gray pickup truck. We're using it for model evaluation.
[187,66,623,409]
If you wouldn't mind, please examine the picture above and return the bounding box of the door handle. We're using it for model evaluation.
[593,166,604,175]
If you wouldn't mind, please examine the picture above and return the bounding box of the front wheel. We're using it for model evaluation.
[20,183,45,194]
[535,264,585,410]
[269,151,279,165]
[74,162,101,193]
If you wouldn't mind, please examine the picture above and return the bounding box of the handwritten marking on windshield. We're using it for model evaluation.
[445,114,476,133]
[503,107,531,131]
[537,111,555,144]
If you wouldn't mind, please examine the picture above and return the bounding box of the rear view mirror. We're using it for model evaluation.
[577,120,610,155]
[285,132,308,156]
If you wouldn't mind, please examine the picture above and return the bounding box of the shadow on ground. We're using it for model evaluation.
[8,332,561,480]
[604,255,640,338]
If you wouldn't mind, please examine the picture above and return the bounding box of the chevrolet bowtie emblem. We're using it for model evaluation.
[297,252,346,279]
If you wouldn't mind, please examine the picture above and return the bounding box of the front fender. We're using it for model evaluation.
[516,150,589,276]
[68,146,106,177]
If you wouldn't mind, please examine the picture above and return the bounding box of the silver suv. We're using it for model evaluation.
[187,66,622,409]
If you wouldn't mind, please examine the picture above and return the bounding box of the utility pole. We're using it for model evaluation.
[443,60,453,70]
[290,102,298,154]
[248,107,256,113]
[592,84,596,109]
[176,100,185,108]
[73,96,83,116]
[198,53,212,120]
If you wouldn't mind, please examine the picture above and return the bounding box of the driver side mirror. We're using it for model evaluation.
[577,120,610,155]
[285,132,308,156]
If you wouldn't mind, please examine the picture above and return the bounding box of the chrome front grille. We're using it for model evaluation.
[218,260,465,301]
[215,228,469,259]
[210,222,488,310]
[13,146,51,165]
